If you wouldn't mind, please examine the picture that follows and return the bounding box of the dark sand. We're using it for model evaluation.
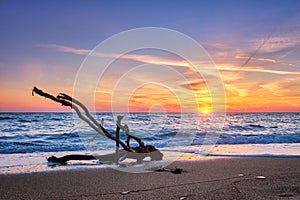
[0,157,299,199]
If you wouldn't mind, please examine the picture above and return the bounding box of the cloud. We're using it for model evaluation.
[252,36,299,54]
[259,84,287,96]
[235,54,295,67]
[220,71,245,82]
[225,84,248,97]
[39,43,191,67]
[179,80,206,91]
[259,76,300,96]
[38,44,91,55]
[218,65,300,75]
[203,42,232,54]
[130,94,148,99]
[39,43,202,80]
[40,43,300,77]
[200,31,300,80]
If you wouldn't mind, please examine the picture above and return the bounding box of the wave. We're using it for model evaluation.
[0,141,86,154]
[0,116,16,120]
[18,119,34,123]
[49,117,64,121]
[226,124,267,131]
[249,124,265,128]
[192,133,300,145]
[195,153,300,158]
[1,112,299,155]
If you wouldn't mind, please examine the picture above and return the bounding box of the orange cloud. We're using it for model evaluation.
[128,84,181,112]
[218,65,300,75]
[20,43,298,113]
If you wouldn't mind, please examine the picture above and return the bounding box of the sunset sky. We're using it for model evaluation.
[0,0,299,112]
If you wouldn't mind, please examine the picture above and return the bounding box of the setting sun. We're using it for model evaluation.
[199,107,212,114]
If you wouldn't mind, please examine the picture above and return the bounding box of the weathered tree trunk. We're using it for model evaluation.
[32,87,163,164]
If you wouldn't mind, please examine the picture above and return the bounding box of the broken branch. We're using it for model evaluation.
[32,86,163,163]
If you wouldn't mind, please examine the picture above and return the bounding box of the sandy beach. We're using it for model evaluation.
[0,157,299,199]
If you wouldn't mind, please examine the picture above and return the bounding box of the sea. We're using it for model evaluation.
[0,112,299,174]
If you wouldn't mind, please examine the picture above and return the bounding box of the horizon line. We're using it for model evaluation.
[0,111,299,113]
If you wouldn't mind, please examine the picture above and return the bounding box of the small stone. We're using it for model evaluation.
[120,191,129,195]
[255,176,266,179]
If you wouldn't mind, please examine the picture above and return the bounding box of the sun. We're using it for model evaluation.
[202,109,209,114]
[199,107,211,114]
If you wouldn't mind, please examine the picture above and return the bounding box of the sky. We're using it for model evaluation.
[0,0,299,112]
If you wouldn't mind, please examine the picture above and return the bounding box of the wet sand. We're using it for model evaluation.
[0,157,299,199]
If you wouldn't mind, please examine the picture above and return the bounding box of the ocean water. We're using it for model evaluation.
[0,112,299,174]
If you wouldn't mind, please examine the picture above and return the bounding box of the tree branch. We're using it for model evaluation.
[117,116,144,147]
[32,86,163,163]
[32,87,134,152]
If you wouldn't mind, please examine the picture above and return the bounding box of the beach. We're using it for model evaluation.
[0,157,299,199]
[1,0,300,199]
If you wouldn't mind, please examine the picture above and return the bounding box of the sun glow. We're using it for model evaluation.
[199,107,212,114]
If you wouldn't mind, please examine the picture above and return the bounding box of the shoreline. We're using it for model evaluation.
[1,157,299,199]
[1,143,300,175]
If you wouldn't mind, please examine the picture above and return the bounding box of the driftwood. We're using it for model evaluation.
[47,155,97,164]
[32,87,163,164]
[48,146,163,164]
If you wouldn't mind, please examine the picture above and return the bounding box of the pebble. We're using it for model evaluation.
[256,175,266,179]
